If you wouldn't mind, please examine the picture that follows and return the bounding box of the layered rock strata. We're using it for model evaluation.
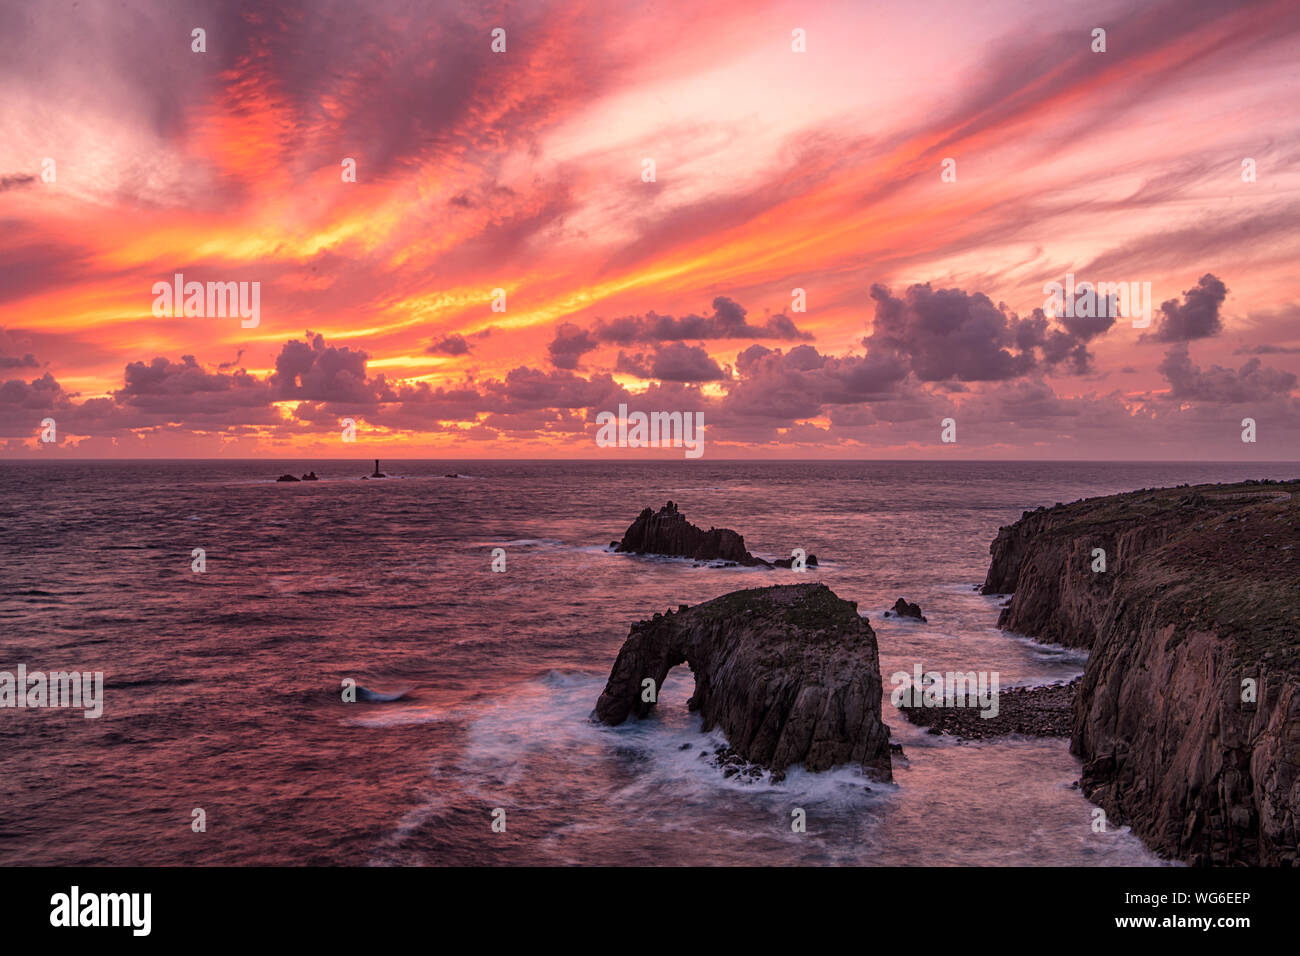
[982,479,1300,865]
[594,583,892,780]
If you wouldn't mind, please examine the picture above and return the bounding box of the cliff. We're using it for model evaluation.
[593,583,892,780]
[983,479,1300,865]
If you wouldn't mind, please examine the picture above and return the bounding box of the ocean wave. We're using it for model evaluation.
[356,684,412,703]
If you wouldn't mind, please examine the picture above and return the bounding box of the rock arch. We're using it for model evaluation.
[594,583,892,779]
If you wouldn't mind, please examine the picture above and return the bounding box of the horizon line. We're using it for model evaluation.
[3,457,1299,465]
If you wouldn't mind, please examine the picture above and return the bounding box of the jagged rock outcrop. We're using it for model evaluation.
[613,501,770,566]
[593,583,892,780]
[885,598,926,621]
[983,479,1300,865]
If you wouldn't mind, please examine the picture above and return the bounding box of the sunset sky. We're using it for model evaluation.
[2,0,1299,459]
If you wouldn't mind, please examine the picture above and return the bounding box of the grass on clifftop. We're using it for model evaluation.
[683,582,865,633]
[1019,478,1300,537]
[1022,480,1300,679]
[1146,495,1300,678]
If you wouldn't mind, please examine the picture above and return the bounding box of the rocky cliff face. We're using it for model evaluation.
[983,479,1300,865]
[613,501,768,565]
[593,583,892,780]
[982,495,1195,647]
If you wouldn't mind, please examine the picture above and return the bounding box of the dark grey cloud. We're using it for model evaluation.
[427,334,471,356]
[0,174,36,191]
[547,322,599,370]
[615,343,727,382]
[720,343,910,422]
[866,282,1105,381]
[1144,273,1228,342]
[0,372,71,414]
[115,355,274,416]
[1235,344,1300,355]
[546,296,812,371]
[270,331,394,404]
[1158,343,1296,403]
[481,366,625,413]
[591,296,812,346]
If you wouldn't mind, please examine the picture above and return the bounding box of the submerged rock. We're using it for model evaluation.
[984,478,1300,865]
[593,582,892,780]
[275,474,300,482]
[772,553,819,568]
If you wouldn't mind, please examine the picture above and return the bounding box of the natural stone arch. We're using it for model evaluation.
[594,583,892,779]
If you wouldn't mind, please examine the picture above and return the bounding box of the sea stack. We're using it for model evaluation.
[983,478,1300,865]
[594,583,892,780]
[613,502,770,566]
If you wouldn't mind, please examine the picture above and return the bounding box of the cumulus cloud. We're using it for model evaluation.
[721,343,911,422]
[592,296,811,345]
[615,343,727,382]
[270,331,394,404]
[865,281,1106,381]
[1144,273,1228,342]
[116,355,273,415]
[1158,343,1296,403]
[7,268,1296,454]
[547,296,812,370]
[547,322,599,370]
[427,333,471,356]
[0,372,72,414]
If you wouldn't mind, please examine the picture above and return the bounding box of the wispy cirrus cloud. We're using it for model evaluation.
[2,0,1298,457]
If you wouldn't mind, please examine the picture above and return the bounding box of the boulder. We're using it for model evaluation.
[593,582,892,779]
[885,598,926,621]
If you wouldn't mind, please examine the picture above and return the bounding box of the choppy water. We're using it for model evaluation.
[3,459,1295,865]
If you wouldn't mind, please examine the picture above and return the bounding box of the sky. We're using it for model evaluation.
[2,0,1299,459]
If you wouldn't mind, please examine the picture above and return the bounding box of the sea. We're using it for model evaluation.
[2,459,1295,866]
